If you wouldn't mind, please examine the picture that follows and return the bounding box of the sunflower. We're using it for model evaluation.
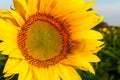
[0,0,104,80]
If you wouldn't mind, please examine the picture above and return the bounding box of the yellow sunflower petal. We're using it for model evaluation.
[83,40,104,52]
[94,44,105,53]
[61,55,95,74]
[9,49,24,59]
[78,16,103,30]
[70,16,104,32]
[0,10,12,18]
[74,40,104,53]
[51,1,95,19]
[61,1,95,19]
[4,73,13,78]
[39,0,55,13]
[0,19,19,34]
[39,0,84,16]
[18,66,32,80]
[33,66,60,80]
[0,31,17,43]
[9,10,25,26]
[42,68,50,80]
[63,10,97,23]
[32,67,41,80]
[42,68,49,80]
[13,0,29,19]
[48,65,60,80]
[0,41,18,56]
[56,64,82,80]
[13,0,26,19]
[0,44,13,55]
[67,10,103,31]
[32,67,50,80]
[27,0,38,15]
[79,52,100,62]
[4,58,28,77]
[0,10,7,13]
[81,1,96,11]
[0,42,6,51]
[71,30,103,40]
[0,18,24,57]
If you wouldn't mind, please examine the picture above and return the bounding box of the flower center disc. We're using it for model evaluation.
[26,20,63,60]
[17,14,69,67]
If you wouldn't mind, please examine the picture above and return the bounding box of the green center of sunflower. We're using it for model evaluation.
[17,13,69,67]
[26,20,63,60]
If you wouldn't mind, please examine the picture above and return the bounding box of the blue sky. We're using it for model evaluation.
[0,0,120,26]
[93,0,120,26]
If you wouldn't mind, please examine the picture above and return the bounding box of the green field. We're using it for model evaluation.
[94,24,120,80]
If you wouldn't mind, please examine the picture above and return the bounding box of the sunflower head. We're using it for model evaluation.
[0,0,104,80]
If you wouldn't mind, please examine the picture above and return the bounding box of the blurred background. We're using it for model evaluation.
[0,0,120,80]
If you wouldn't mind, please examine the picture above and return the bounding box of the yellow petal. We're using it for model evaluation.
[67,10,103,30]
[32,67,41,80]
[41,68,49,80]
[0,10,7,13]
[0,30,17,42]
[0,10,12,18]
[63,10,97,22]
[4,73,13,78]
[27,0,38,15]
[48,65,60,80]
[43,1,95,20]
[32,67,49,80]
[71,16,104,32]
[71,30,103,40]
[83,40,104,50]
[0,42,6,51]
[0,43,14,55]
[42,68,49,80]
[56,64,82,80]
[9,10,25,26]
[39,0,55,13]
[61,54,95,74]
[0,19,19,34]
[4,58,27,77]
[9,49,24,59]
[18,66,32,80]
[13,0,30,19]
[0,41,18,56]
[79,52,100,62]
[34,66,60,80]
[13,0,26,19]
[39,0,84,16]
[81,1,96,11]
[75,40,104,53]
[93,44,105,53]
